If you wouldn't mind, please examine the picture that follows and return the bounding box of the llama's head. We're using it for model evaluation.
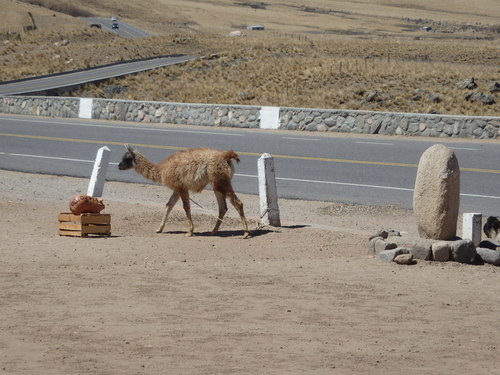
[118,144,136,170]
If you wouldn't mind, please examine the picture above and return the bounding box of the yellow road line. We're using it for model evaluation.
[0,132,186,151]
[1,132,499,174]
[239,151,417,168]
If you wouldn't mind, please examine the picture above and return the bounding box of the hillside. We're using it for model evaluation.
[0,0,499,116]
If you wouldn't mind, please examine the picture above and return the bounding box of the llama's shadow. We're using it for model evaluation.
[161,224,309,238]
[282,224,310,229]
[160,230,249,238]
[248,225,311,238]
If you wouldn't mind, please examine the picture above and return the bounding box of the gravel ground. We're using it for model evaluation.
[1,169,499,375]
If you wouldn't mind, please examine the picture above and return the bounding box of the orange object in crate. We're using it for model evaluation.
[69,194,105,215]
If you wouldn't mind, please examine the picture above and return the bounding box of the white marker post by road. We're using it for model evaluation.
[462,213,482,247]
[258,153,281,227]
[87,146,111,197]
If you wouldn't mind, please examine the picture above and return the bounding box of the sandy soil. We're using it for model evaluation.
[0,169,499,374]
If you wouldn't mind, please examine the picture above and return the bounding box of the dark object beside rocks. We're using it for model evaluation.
[479,239,499,250]
[483,216,500,241]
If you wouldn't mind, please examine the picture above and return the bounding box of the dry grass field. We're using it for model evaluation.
[0,0,499,115]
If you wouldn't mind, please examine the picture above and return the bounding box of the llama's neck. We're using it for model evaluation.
[133,152,162,184]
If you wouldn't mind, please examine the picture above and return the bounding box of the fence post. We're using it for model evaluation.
[462,213,482,247]
[258,153,281,227]
[87,146,111,197]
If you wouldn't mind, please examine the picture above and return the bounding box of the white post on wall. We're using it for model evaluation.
[79,98,93,119]
[87,146,111,197]
[258,153,281,227]
[260,106,280,129]
[463,213,482,247]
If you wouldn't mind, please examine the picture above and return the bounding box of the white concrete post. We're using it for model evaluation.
[79,98,93,119]
[462,213,482,247]
[87,146,111,197]
[260,106,280,129]
[258,153,281,227]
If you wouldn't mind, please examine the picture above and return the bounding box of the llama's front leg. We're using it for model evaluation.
[179,190,194,236]
[156,191,180,233]
[228,191,250,239]
[211,191,228,235]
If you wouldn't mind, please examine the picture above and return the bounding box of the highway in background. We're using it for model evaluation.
[0,18,186,96]
[0,114,499,215]
[0,55,195,96]
[83,17,152,38]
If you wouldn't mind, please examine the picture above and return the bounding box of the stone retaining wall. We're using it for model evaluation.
[1,96,498,139]
[92,99,261,128]
[280,108,500,139]
[0,96,79,118]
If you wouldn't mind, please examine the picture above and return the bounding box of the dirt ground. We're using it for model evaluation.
[0,169,499,374]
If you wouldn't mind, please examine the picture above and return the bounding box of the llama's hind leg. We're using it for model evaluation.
[211,190,228,235]
[227,191,250,239]
[179,190,194,237]
[156,191,180,233]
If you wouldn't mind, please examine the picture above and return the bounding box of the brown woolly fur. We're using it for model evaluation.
[118,144,249,238]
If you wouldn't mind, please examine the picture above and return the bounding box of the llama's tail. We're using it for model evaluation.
[223,150,240,164]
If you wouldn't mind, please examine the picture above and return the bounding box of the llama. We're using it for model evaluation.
[118,144,249,238]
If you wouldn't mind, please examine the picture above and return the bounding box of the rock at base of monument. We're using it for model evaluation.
[476,248,500,266]
[411,238,434,260]
[450,239,478,264]
[394,253,414,265]
[379,248,410,262]
[431,241,451,262]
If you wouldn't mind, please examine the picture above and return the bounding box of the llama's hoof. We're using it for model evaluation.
[185,232,193,237]
[242,232,250,239]
[155,228,163,233]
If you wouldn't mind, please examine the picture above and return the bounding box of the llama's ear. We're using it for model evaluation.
[124,144,134,153]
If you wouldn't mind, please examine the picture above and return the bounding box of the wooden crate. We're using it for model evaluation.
[58,212,111,237]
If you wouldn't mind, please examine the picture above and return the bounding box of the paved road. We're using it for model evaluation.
[0,18,189,96]
[83,17,152,38]
[0,55,194,96]
[0,114,499,215]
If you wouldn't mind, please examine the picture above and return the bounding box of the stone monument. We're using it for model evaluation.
[413,144,460,240]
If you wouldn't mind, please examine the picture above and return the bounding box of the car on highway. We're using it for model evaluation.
[112,22,119,29]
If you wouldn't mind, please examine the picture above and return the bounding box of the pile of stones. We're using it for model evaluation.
[368,229,414,265]
[369,232,500,266]
[368,144,500,266]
